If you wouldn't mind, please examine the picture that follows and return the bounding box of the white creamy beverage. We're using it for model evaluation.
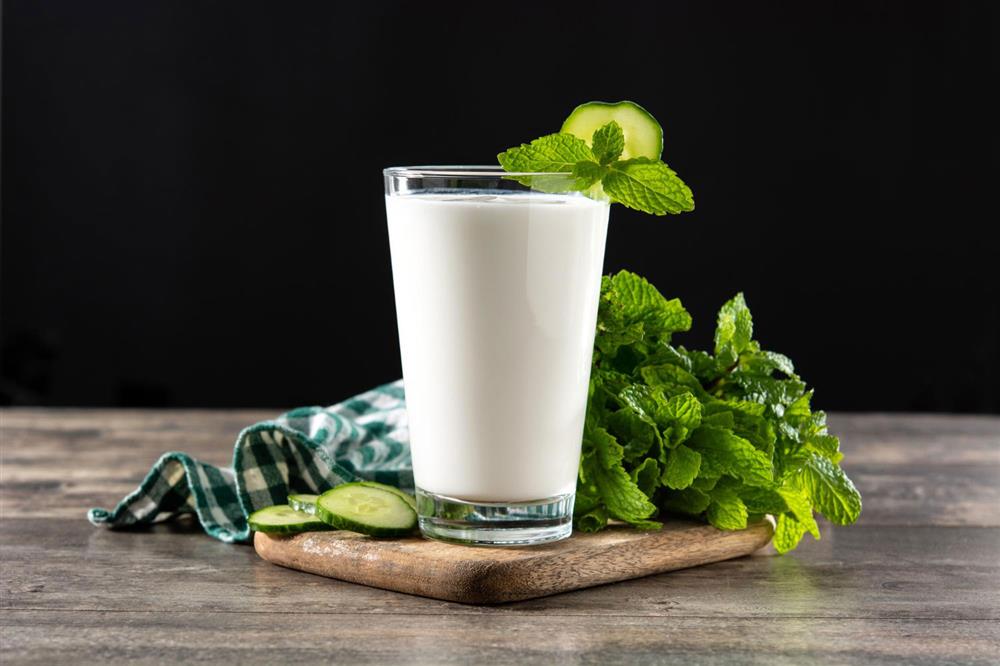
[386,192,609,502]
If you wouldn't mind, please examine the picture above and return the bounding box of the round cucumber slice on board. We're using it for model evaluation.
[561,101,663,160]
[316,484,417,537]
[355,481,417,511]
[287,493,320,515]
[248,504,330,535]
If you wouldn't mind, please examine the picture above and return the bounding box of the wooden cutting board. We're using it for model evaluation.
[254,519,774,604]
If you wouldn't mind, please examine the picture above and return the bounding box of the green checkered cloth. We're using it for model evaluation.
[88,381,411,543]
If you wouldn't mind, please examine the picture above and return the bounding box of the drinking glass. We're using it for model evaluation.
[384,166,609,545]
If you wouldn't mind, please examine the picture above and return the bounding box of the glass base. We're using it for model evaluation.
[415,488,574,546]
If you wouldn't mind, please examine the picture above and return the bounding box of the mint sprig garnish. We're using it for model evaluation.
[577,270,862,553]
[591,120,625,165]
[498,116,695,215]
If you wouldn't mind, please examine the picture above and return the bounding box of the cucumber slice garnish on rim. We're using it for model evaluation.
[247,504,331,535]
[315,483,417,538]
[561,100,664,160]
[287,493,320,515]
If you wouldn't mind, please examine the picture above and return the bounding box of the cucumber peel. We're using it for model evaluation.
[247,504,331,535]
[315,483,418,537]
[355,481,417,511]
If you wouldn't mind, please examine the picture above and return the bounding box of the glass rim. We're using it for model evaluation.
[384,165,570,178]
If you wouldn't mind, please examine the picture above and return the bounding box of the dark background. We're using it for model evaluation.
[2,1,996,412]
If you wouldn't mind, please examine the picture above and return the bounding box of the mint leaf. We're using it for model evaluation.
[645,344,694,372]
[661,486,712,515]
[731,375,808,410]
[576,506,609,533]
[742,350,797,377]
[778,484,820,539]
[608,409,659,463]
[580,424,658,526]
[641,364,707,398]
[608,271,692,338]
[591,121,625,165]
[601,158,695,215]
[497,132,594,173]
[595,321,645,358]
[707,486,749,530]
[687,425,774,487]
[806,433,843,463]
[702,410,736,429]
[655,392,703,447]
[682,347,725,383]
[497,133,597,193]
[714,293,754,366]
[724,400,767,418]
[773,513,807,554]
[739,486,788,515]
[594,274,645,357]
[617,384,662,429]
[720,402,777,455]
[572,161,608,190]
[799,453,862,525]
[662,444,701,489]
[784,391,813,424]
[631,457,661,496]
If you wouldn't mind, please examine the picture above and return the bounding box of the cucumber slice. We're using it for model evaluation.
[561,101,663,160]
[247,504,330,535]
[316,483,417,537]
[287,493,320,515]
[355,481,417,511]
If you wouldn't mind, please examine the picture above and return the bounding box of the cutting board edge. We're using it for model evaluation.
[468,520,775,603]
[254,520,774,604]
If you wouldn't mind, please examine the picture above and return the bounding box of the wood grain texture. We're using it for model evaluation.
[3,611,999,666]
[833,413,1000,527]
[3,520,998,619]
[254,520,774,603]
[1,409,999,664]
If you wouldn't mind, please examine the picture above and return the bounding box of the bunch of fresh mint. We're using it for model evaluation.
[577,271,862,552]
[497,121,694,215]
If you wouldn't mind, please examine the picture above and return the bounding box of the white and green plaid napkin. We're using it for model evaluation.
[88,381,411,543]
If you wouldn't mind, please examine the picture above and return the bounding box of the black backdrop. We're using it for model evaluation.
[2,1,996,412]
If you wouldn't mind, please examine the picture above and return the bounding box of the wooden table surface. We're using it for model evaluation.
[1,410,998,664]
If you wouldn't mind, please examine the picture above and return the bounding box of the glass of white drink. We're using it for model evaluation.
[384,166,609,545]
